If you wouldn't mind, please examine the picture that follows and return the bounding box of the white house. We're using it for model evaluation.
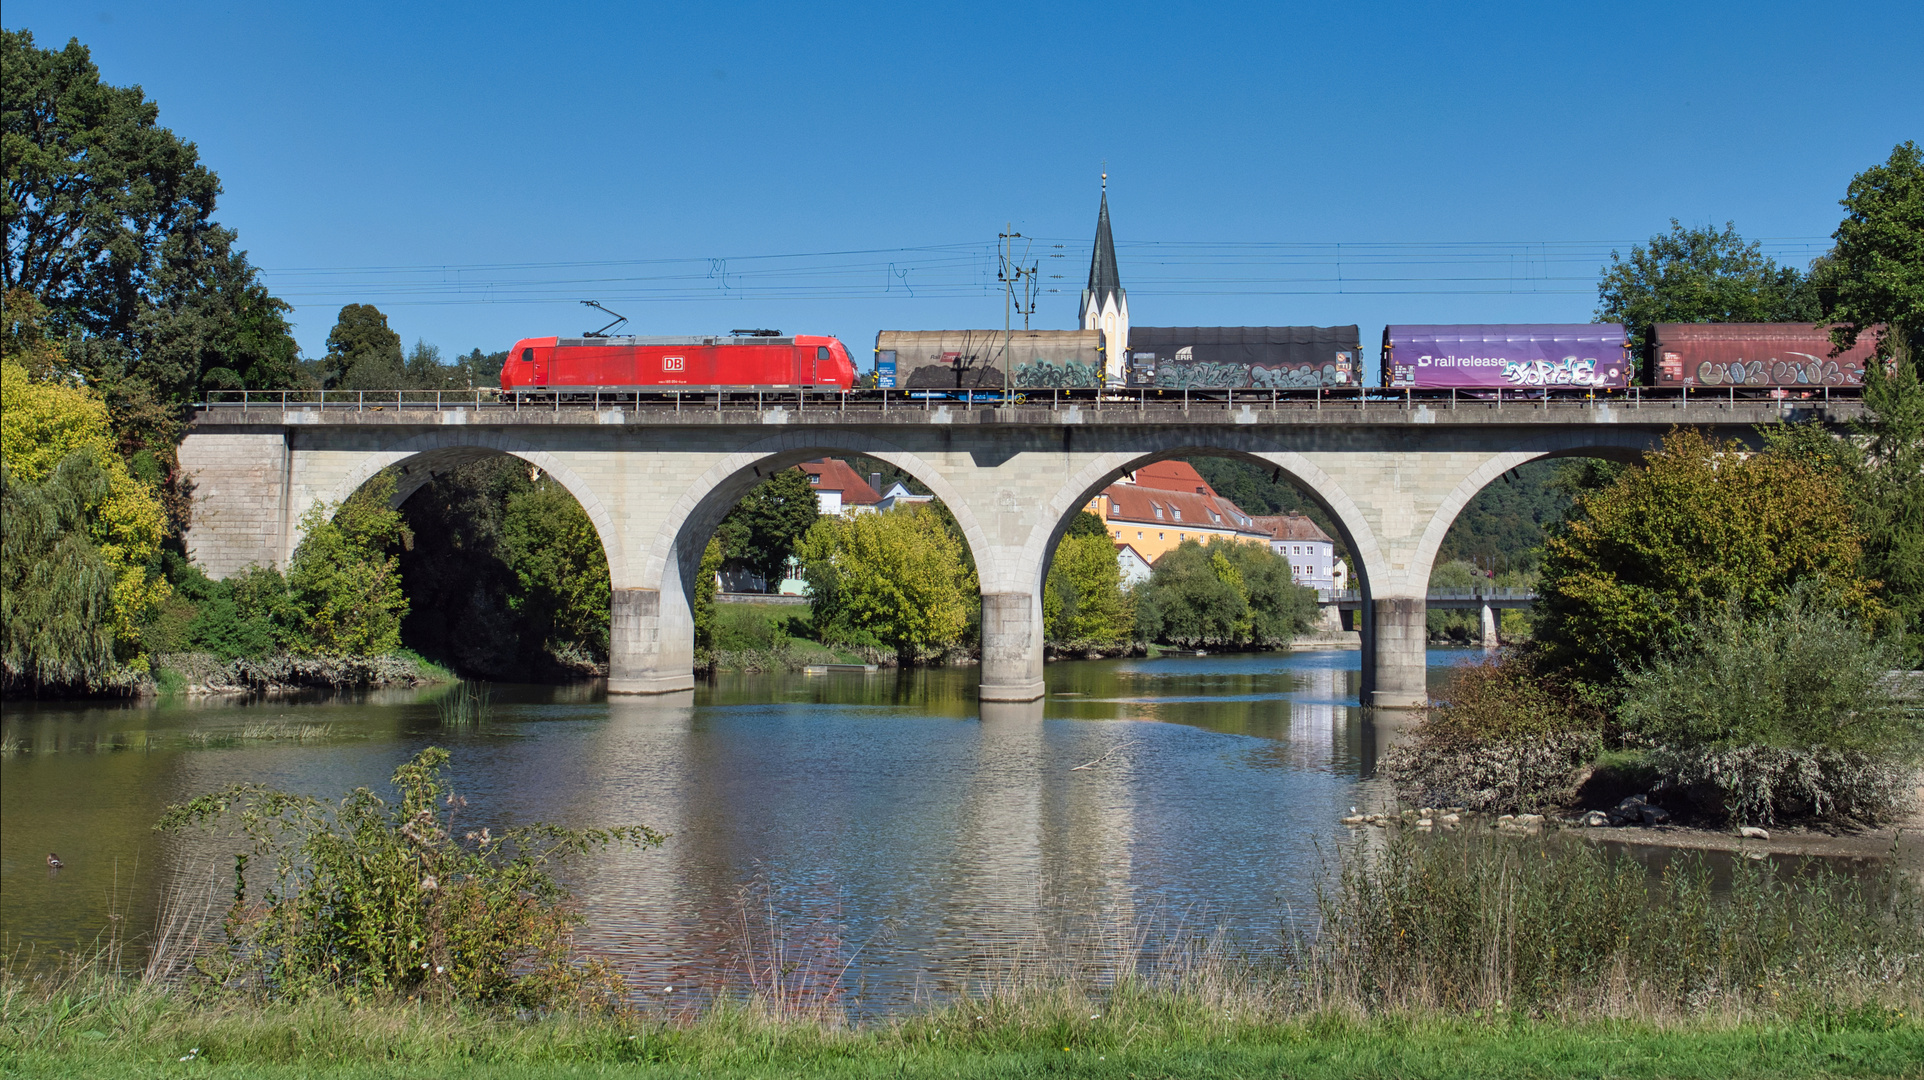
[1250,512,1342,592]
[793,459,882,517]
[875,480,934,513]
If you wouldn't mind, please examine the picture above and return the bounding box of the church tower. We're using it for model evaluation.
[1079,174,1129,385]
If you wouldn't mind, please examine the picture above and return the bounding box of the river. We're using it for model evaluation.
[2,648,1476,1010]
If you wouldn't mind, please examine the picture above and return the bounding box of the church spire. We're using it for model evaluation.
[1083,173,1122,309]
[1080,172,1128,384]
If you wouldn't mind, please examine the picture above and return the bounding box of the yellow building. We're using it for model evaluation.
[1084,460,1271,563]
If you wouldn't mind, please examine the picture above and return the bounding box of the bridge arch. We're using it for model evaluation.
[994,440,1389,705]
[310,431,627,585]
[614,431,995,695]
[1406,430,1661,597]
[1028,444,1383,600]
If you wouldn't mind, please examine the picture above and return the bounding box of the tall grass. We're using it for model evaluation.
[1309,830,1922,1016]
[435,680,491,727]
[4,829,1919,1076]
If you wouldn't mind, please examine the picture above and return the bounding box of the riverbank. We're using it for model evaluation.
[5,973,1920,1080]
[148,650,453,696]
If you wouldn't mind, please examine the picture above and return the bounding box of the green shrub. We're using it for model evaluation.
[1384,651,1603,813]
[1619,585,1923,823]
[1133,538,1313,649]
[158,747,662,1005]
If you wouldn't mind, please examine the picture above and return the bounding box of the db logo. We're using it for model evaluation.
[663,356,685,371]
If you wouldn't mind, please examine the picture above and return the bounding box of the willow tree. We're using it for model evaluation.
[1,455,115,691]
[0,355,168,653]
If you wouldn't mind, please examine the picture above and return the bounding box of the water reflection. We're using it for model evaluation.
[0,646,1486,1009]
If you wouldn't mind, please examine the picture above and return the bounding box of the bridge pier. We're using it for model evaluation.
[1367,597,1429,709]
[979,591,1046,702]
[1480,603,1500,650]
[607,588,697,695]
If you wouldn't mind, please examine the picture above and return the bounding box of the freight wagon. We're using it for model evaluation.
[1649,323,1882,389]
[1382,325,1631,391]
[1127,326,1360,389]
[875,329,1105,391]
[500,332,858,398]
[875,325,1361,394]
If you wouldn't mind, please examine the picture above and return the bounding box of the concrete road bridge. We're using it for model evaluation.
[177,391,1865,708]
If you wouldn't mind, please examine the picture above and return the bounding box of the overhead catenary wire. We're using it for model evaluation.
[256,236,1835,308]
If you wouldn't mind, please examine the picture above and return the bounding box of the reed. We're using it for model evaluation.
[434,681,492,727]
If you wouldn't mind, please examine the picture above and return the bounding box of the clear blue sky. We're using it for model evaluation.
[7,1,1920,377]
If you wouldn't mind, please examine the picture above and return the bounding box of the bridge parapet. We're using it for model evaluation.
[190,389,1866,430]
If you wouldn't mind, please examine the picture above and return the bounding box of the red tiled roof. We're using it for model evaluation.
[1250,513,1333,543]
[1100,482,1258,532]
[793,459,881,504]
[1129,460,1217,497]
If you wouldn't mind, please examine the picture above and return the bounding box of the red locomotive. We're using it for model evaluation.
[501,329,858,397]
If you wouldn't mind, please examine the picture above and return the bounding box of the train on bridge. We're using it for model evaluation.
[500,321,1883,403]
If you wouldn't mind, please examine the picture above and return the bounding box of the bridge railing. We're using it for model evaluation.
[1317,588,1538,604]
[198,384,1860,415]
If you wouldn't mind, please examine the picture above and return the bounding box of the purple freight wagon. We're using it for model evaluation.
[1382,324,1631,390]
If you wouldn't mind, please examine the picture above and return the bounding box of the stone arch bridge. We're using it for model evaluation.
[178,394,1861,708]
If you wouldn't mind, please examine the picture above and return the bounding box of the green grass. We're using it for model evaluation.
[708,602,874,670]
[712,603,811,652]
[151,665,187,695]
[394,648,457,683]
[4,986,1919,1079]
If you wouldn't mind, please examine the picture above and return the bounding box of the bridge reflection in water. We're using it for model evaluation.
[0,651,1498,1012]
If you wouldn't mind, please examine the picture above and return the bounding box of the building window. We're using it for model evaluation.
[1153,504,1165,519]
[808,475,819,484]
[1113,530,1121,539]
[1172,508,1182,521]
[1137,531,1143,540]
[1158,532,1165,540]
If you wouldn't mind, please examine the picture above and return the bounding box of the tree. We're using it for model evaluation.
[693,536,723,653]
[501,479,611,658]
[1064,509,1109,540]
[1044,531,1132,646]
[1,455,116,691]
[1133,538,1313,649]
[284,472,409,655]
[1427,559,1482,641]
[1596,220,1819,365]
[797,505,976,662]
[1823,142,1924,665]
[1825,141,1924,367]
[0,354,168,652]
[1,31,298,401]
[715,469,819,588]
[322,304,406,390]
[1533,428,1878,693]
